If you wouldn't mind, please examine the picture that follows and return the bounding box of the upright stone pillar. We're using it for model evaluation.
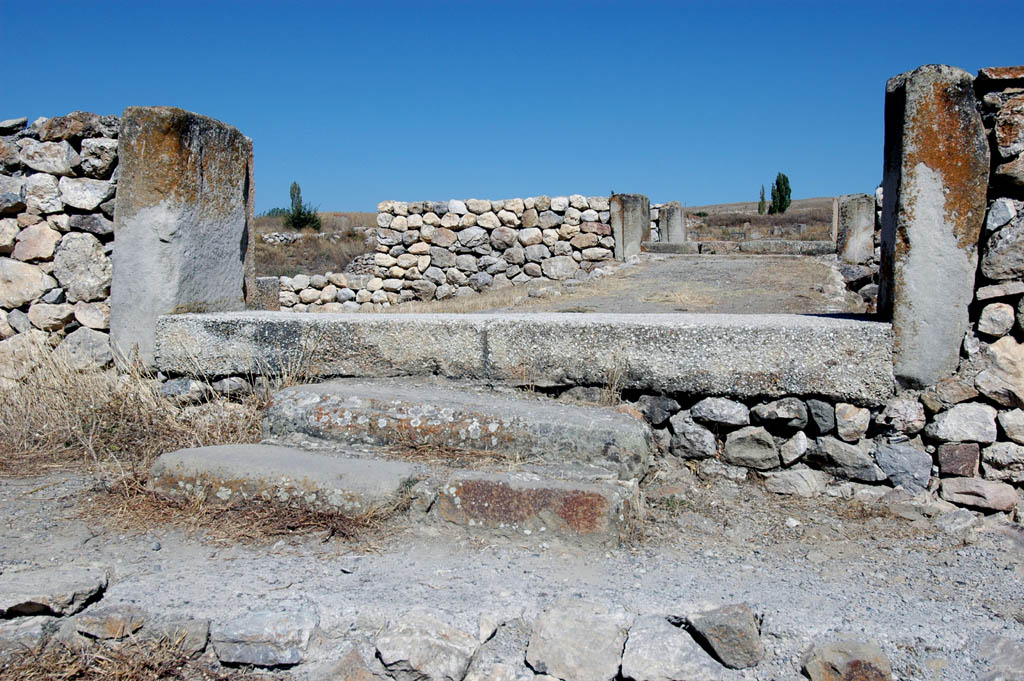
[661,201,686,243]
[837,194,876,264]
[610,194,649,260]
[879,65,989,388]
[110,106,254,367]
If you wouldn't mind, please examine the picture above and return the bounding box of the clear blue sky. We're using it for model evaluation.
[3,1,1020,213]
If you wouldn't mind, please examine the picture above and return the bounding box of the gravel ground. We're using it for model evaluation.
[0,468,1021,680]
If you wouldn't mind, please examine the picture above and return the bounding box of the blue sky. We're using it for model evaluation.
[3,1,1020,212]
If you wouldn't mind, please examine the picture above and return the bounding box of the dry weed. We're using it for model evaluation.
[82,472,420,546]
[0,353,262,478]
[0,638,271,681]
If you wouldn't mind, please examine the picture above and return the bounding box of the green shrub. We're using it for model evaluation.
[283,181,322,231]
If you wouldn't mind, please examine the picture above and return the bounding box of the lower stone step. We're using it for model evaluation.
[263,378,654,480]
[436,470,637,539]
[150,444,423,514]
[148,444,633,541]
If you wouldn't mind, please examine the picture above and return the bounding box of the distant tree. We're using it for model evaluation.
[768,173,791,215]
[758,185,766,215]
[284,181,322,231]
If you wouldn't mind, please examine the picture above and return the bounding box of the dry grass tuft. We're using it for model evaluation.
[0,353,262,479]
[0,639,272,681]
[82,473,420,545]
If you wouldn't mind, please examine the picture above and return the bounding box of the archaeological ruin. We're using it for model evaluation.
[1,63,1023,679]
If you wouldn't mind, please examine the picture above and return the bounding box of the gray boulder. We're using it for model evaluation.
[0,565,107,617]
[691,397,749,426]
[620,615,723,681]
[811,437,886,482]
[924,403,998,443]
[763,468,831,497]
[687,603,764,669]
[751,397,807,428]
[210,608,318,667]
[526,600,630,681]
[723,426,779,470]
[874,442,932,493]
[19,139,79,176]
[376,613,478,681]
[58,328,113,370]
[52,232,112,302]
[668,411,717,460]
[802,638,892,681]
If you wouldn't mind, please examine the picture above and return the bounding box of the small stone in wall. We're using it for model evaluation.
[940,477,1018,512]
[723,426,779,470]
[58,327,112,371]
[0,219,17,254]
[835,403,870,441]
[668,411,717,459]
[751,397,807,429]
[874,441,931,493]
[937,442,980,477]
[12,223,61,261]
[924,402,998,443]
[763,468,830,497]
[79,138,118,179]
[67,213,113,237]
[27,302,73,331]
[691,397,749,426]
[998,408,1024,444]
[18,139,79,176]
[982,441,1024,483]
[24,173,62,214]
[811,436,886,483]
[975,336,1024,408]
[0,258,57,308]
[780,431,809,465]
[979,302,1015,337]
[58,177,114,211]
[875,395,926,434]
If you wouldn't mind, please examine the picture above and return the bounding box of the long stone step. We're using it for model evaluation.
[155,312,894,405]
[148,444,634,541]
[263,378,654,479]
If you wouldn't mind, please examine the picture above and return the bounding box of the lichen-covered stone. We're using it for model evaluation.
[111,106,254,367]
[879,65,989,388]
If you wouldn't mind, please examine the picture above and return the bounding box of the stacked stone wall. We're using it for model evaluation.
[0,112,118,382]
[279,194,616,310]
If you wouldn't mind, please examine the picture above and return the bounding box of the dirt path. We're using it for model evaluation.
[1,469,1020,680]
[392,254,868,316]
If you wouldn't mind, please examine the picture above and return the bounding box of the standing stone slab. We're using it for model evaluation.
[610,193,649,261]
[660,201,686,244]
[837,193,875,264]
[111,106,254,367]
[879,65,990,388]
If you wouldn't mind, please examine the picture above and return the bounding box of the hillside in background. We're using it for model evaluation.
[684,196,836,242]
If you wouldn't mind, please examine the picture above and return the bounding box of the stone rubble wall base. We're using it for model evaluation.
[0,112,118,380]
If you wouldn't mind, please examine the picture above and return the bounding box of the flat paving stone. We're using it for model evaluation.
[0,565,107,617]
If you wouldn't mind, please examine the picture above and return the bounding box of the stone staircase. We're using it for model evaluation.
[149,377,654,541]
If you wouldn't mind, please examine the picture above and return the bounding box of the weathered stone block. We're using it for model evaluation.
[110,106,254,367]
[610,193,649,260]
[660,200,685,243]
[837,193,875,264]
[879,65,989,388]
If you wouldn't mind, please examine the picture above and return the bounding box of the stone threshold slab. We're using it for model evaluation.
[155,312,894,405]
[642,240,835,255]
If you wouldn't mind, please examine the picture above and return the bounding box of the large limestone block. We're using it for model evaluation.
[878,65,989,388]
[837,193,875,264]
[610,193,649,260]
[111,106,254,367]
[660,201,686,243]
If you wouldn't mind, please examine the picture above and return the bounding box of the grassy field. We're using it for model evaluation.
[253,212,375,277]
[685,196,835,242]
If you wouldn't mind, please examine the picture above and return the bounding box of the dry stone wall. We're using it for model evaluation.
[0,112,118,384]
[278,194,616,310]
